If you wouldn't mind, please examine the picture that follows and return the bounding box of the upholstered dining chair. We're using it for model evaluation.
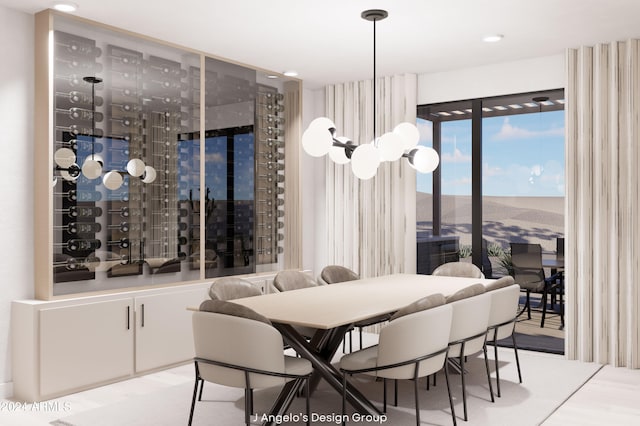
[484,276,522,397]
[272,270,318,339]
[340,295,457,426]
[190,300,313,426]
[319,265,389,352]
[432,261,485,279]
[509,242,563,328]
[445,284,494,422]
[318,265,359,285]
[273,270,318,292]
[208,276,261,301]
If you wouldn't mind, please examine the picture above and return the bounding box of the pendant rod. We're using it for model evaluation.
[362,9,387,143]
[83,76,102,159]
[373,17,377,141]
[90,80,95,158]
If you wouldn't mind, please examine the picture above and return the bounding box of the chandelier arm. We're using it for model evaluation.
[332,137,356,159]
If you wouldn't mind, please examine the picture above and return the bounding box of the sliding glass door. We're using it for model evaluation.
[417,90,565,276]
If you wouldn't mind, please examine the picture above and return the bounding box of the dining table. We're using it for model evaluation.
[231,273,496,424]
[542,254,564,270]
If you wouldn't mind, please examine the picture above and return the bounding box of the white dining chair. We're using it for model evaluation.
[340,298,457,426]
[432,261,485,278]
[485,276,522,397]
[446,285,494,422]
[190,300,313,426]
[208,276,261,300]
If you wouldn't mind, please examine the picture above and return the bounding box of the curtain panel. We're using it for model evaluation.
[566,40,640,368]
[324,74,418,279]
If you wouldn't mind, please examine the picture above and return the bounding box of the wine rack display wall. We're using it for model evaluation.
[256,85,286,265]
[45,13,292,297]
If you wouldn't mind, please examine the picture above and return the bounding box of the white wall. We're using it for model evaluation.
[0,6,34,398]
[418,54,565,104]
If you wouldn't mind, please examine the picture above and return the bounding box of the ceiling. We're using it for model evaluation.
[2,0,640,90]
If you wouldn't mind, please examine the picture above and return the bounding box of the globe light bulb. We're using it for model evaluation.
[126,159,146,177]
[81,155,103,179]
[302,126,333,157]
[142,166,157,183]
[377,131,404,161]
[393,122,420,150]
[102,170,123,190]
[351,143,380,180]
[409,146,440,173]
[302,116,336,158]
[54,148,76,168]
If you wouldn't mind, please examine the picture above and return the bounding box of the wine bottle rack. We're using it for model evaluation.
[256,85,285,265]
[38,10,300,298]
[53,31,100,283]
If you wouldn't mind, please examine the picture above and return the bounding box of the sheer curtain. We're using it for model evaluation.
[324,74,417,278]
[566,40,640,367]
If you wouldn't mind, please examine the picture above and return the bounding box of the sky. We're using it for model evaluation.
[204,133,255,201]
[416,110,565,197]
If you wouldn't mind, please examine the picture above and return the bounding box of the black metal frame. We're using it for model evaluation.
[447,329,495,422]
[340,346,457,426]
[485,317,523,397]
[515,273,564,328]
[417,89,565,274]
[270,324,382,418]
[188,357,312,426]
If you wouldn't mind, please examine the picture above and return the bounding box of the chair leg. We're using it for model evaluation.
[559,286,565,330]
[383,378,387,413]
[443,365,457,426]
[483,343,495,403]
[526,290,532,319]
[244,388,252,426]
[493,339,501,397]
[459,353,468,421]
[197,378,204,401]
[188,377,199,426]
[305,378,311,426]
[341,374,348,426]
[540,289,548,328]
[359,327,363,350]
[512,333,523,383]
[394,379,398,406]
[414,372,421,426]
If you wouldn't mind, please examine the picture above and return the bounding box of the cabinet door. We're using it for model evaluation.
[40,298,134,397]
[135,288,208,372]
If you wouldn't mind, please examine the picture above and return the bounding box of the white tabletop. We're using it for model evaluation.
[232,273,494,330]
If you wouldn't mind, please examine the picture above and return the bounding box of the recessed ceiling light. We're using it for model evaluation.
[482,34,504,43]
[52,2,78,12]
[283,71,298,77]
[266,74,279,79]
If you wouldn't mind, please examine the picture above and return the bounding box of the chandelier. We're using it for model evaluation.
[301,9,439,180]
[53,76,157,189]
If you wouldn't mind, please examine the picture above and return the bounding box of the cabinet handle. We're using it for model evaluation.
[127,306,130,330]
[141,303,145,327]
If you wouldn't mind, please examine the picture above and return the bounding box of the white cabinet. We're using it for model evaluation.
[134,288,208,373]
[39,299,134,396]
[12,272,287,402]
[12,283,209,402]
